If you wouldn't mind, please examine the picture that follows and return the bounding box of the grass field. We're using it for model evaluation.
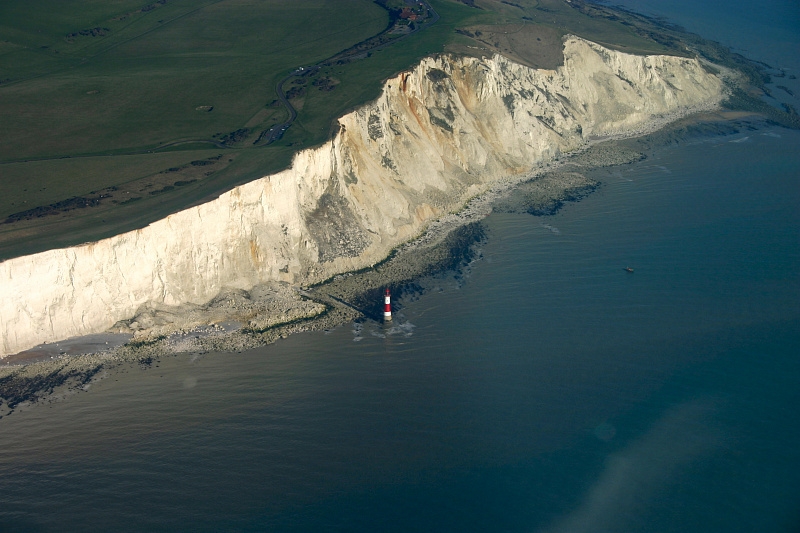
[0,0,690,259]
[0,0,391,160]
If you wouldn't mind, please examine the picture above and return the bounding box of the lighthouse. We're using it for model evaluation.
[383,288,392,321]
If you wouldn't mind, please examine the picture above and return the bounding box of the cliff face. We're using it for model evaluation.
[0,37,725,357]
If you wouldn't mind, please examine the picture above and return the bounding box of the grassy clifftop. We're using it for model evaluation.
[0,0,781,260]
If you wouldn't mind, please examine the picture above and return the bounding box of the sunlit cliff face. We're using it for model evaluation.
[0,36,725,356]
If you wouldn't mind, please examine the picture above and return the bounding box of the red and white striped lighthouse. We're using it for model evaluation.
[383,288,392,321]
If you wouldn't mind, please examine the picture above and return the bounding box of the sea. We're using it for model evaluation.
[1,1,798,531]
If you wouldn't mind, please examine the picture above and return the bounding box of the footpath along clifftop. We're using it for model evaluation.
[0,36,726,357]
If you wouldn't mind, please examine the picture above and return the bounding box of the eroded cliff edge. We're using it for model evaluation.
[0,36,725,357]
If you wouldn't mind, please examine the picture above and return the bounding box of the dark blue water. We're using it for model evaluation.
[1,3,799,532]
[1,125,797,533]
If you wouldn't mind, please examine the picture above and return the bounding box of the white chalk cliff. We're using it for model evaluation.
[0,36,725,357]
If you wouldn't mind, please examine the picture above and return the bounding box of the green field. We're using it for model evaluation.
[0,0,690,259]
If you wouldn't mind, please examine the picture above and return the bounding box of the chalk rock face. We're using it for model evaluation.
[0,37,725,357]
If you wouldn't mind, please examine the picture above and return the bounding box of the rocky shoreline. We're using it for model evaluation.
[2,104,764,417]
[4,0,798,417]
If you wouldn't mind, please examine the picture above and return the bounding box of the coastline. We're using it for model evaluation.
[0,35,728,360]
[1,104,765,417]
[6,0,788,412]
[2,0,799,529]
